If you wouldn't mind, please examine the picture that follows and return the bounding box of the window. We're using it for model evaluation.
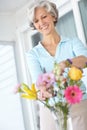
[0,41,25,130]
[79,0,87,43]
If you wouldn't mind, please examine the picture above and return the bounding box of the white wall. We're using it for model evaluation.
[15,7,28,29]
[0,14,16,41]
[0,3,29,41]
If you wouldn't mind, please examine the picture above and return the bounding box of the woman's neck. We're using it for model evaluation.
[42,31,60,46]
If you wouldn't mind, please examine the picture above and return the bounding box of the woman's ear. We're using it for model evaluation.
[53,16,56,22]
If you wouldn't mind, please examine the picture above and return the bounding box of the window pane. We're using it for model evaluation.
[0,42,25,130]
[56,11,77,38]
[79,0,87,44]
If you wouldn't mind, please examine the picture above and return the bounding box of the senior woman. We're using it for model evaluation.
[26,0,87,130]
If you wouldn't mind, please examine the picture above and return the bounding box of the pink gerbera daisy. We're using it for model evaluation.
[64,85,83,104]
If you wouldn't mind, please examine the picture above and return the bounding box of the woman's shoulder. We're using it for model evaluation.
[26,42,42,57]
[61,36,82,45]
[61,36,79,41]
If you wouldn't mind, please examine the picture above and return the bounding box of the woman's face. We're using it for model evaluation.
[33,7,56,35]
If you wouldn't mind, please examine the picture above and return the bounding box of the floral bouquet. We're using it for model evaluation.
[14,61,87,130]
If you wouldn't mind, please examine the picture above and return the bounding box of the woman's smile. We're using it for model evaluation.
[40,23,48,30]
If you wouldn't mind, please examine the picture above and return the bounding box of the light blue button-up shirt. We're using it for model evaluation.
[26,36,87,84]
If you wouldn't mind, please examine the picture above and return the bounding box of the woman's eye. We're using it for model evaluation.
[42,15,47,19]
[34,20,38,23]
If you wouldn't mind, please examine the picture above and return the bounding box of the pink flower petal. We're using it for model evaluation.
[64,85,83,104]
[14,84,21,94]
[36,72,55,89]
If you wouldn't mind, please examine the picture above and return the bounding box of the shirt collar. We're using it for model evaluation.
[60,36,70,43]
[38,36,69,46]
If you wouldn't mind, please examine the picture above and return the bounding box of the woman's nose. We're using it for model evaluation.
[39,19,44,25]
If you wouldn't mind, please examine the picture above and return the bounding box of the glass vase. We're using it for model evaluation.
[52,109,68,130]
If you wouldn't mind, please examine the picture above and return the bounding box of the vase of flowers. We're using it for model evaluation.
[14,61,87,130]
[51,106,68,130]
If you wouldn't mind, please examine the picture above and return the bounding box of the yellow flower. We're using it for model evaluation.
[68,67,82,81]
[21,83,37,100]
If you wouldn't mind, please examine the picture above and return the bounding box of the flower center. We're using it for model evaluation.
[48,76,51,80]
[71,91,76,97]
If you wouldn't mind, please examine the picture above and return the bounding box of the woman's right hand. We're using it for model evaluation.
[58,61,67,73]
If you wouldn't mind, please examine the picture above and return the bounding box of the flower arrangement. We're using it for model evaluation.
[14,61,87,130]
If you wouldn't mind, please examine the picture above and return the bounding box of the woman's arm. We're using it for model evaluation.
[59,38,87,70]
[59,55,87,71]
[26,51,43,83]
[68,55,87,68]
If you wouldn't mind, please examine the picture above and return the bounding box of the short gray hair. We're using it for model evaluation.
[27,0,58,30]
